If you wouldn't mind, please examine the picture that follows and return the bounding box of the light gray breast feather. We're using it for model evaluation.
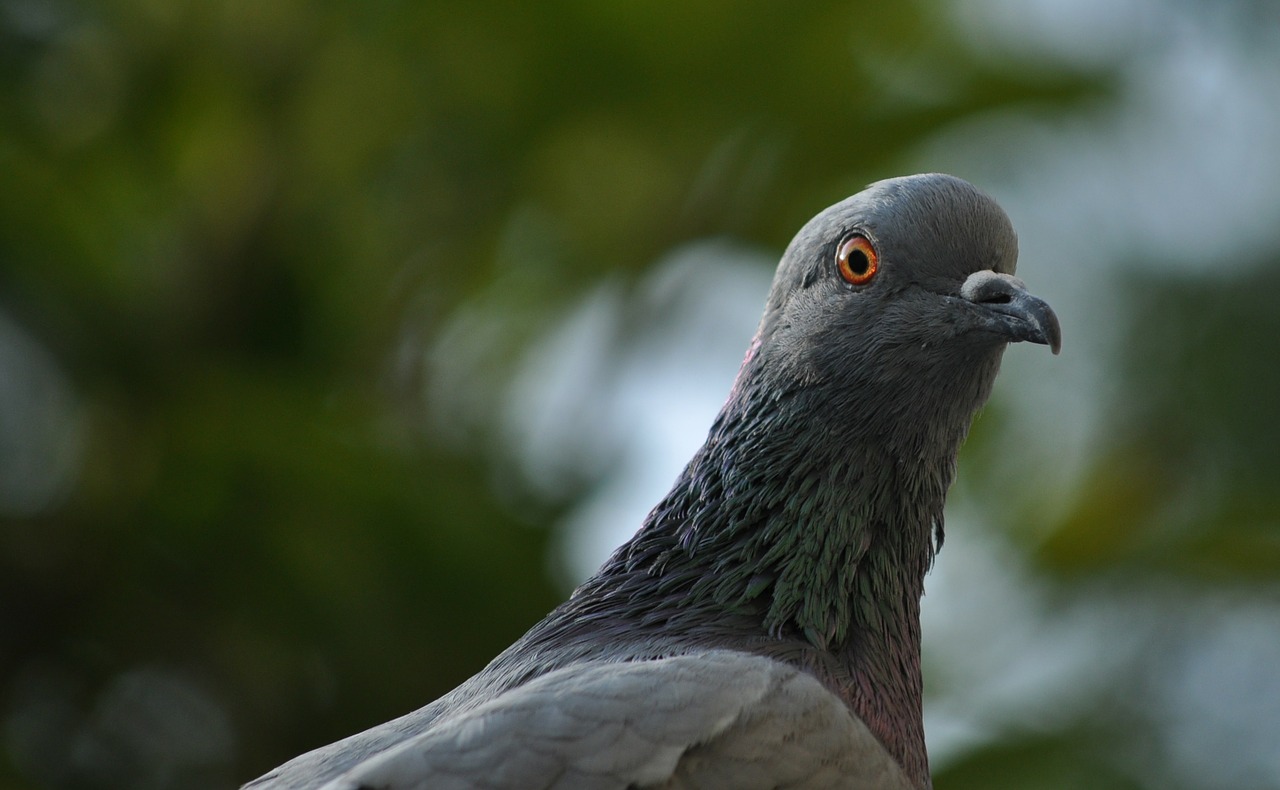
[312,650,917,790]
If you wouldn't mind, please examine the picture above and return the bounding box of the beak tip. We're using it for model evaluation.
[1046,316,1063,355]
[962,270,1062,356]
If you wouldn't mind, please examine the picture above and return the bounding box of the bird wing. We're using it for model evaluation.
[315,650,915,790]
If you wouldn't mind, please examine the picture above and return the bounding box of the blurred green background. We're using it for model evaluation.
[2,1,1279,788]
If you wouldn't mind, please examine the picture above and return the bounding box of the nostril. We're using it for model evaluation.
[961,269,1029,306]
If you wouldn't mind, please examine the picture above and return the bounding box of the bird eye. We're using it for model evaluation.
[836,235,878,286]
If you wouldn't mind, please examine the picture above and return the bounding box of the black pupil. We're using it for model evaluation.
[847,248,869,275]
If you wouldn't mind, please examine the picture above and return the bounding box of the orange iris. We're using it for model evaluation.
[836,235,879,285]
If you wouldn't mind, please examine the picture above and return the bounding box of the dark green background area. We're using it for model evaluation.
[1,2,1277,788]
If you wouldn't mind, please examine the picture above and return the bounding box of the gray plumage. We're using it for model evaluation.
[245,173,1061,790]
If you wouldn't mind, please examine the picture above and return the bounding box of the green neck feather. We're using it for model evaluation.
[636,372,954,652]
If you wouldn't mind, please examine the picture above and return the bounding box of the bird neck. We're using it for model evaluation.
[652,371,952,649]
[598,365,967,787]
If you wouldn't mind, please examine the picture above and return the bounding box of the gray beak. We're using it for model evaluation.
[961,270,1062,355]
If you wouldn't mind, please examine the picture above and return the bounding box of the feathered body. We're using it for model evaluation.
[246,174,1060,790]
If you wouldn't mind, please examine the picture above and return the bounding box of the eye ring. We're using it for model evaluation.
[836,234,879,286]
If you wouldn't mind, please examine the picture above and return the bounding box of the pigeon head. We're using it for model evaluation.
[742,173,1059,444]
[636,173,1063,652]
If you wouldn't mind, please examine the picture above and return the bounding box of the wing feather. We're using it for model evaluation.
[318,651,915,790]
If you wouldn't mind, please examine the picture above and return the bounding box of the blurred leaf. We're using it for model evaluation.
[1035,260,1280,580]
[935,723,1144,790]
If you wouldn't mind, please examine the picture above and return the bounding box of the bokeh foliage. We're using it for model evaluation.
[3,1,1276,789]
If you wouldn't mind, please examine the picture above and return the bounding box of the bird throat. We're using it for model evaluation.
[655,371,953,643]
[596,369,968,787]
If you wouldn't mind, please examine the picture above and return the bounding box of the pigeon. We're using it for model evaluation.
[245,173,1061,790]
